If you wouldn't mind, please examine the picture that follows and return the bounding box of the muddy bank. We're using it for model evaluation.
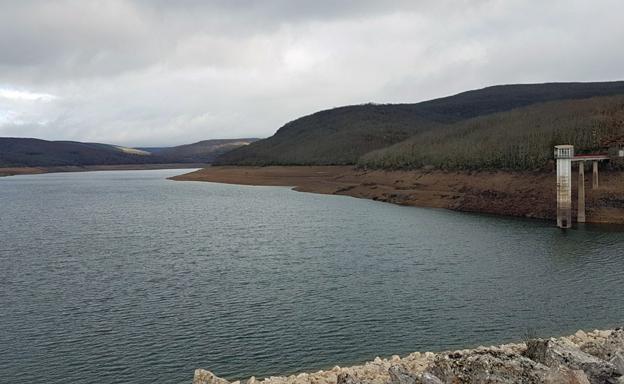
[0,163,207,177]
[172,166,624,224]
[194,328,624,384]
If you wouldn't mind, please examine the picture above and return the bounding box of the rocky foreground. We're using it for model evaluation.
[194,328,624,384]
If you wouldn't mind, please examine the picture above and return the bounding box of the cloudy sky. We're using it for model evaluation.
[1,0,623,146]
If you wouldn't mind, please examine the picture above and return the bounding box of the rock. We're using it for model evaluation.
[424,347,594,383]
[194,370,231,384]
[428,349,551,383]
[417,372,443,384]
[247,376,256,384]
[580,340,609,359]
[525,338,620,384]
[388,364,443,384]
[581,329,624,361]
[611,352,624,375]
[544,367,590,384]
[568,369,592,384]
[388,365,417,384]
[599,330,614,339]
[576,330,589,342]
[336,372,360,384]
[604,329,624,358]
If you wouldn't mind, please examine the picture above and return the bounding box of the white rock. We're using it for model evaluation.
[575,330,588,341]
[193,370,231,384]
[600,330,613,338]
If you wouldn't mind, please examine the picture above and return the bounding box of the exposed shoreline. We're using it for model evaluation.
[172,165,624,225]
[0,163,207,177]
[193,328,624,384]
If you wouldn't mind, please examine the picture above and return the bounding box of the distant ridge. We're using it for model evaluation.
[138,139,259,163]
[215,81,624,166]
[0,138,257,167]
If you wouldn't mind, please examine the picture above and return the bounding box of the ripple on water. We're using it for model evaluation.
[0,169,623,384]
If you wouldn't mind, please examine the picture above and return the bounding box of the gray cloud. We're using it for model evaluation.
[1,0,623,146]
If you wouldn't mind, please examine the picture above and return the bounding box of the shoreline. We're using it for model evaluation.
[194,328,623,384]
[0,163,207,177]
[171,165,624,225]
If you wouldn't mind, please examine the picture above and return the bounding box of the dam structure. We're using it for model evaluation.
[554,145,609,228]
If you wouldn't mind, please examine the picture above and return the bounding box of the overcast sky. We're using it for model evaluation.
[1,0,623,146]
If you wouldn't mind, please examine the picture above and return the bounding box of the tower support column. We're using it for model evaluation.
[593,161,599,189]
[555,145,574,229]
[578,162,585,223]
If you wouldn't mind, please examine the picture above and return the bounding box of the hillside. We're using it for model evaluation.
[359,95,624,170]
[139,139,258,163]
[0,138,156,167]
[0,138,256,167]
[215,81,624,165]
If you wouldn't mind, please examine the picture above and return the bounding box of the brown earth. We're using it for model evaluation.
[0,163,207,177]
[0,167,47,177]
[172,165,624,225]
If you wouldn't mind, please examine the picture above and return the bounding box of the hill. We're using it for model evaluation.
[215,81,624,165]
[139,139,258,163]
[359,95,624,170]
[0,138,155,167]
[0,138,256,167]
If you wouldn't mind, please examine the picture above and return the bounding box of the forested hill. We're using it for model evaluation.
[360,95,624,170]
[215,81,624,165]
[0,138,256,167]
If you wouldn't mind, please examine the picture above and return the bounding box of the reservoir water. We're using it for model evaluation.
[1,169,623,384]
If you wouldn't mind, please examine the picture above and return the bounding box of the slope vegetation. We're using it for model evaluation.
[359,95,624,170]
[215,81,624,165]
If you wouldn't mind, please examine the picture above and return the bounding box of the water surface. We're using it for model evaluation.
[1,169,623,384]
